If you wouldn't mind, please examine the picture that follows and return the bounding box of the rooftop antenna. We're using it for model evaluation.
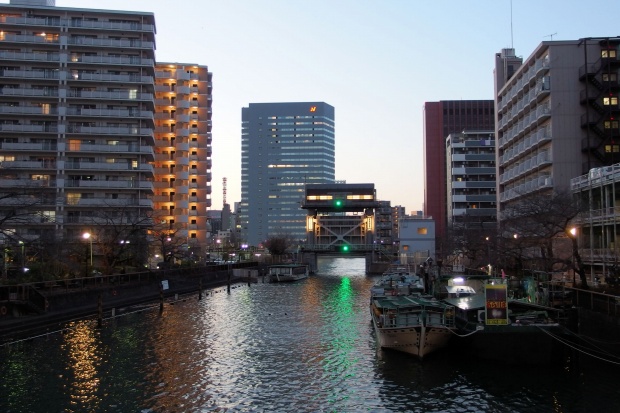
[510,0,513,48]
[545,32,558,41]
[222,177,227,207]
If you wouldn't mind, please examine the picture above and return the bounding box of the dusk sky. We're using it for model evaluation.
[21,1,620,213]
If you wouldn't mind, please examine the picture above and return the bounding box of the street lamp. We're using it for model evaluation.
[83,232,93,267]
[18,240,24,270]
[569,227,577,285]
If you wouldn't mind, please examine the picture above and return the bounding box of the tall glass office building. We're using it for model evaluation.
[240,102,335,247]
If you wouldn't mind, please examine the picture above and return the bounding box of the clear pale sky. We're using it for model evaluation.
[18,0,620,213]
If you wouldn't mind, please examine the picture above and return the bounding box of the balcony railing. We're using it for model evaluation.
[0,87,58,97]
[67,125,153,136]
[71,72,153,84]
[68,20,155,33]
[1,69,59,79]
[0,51,60,61]
[67,89,153,101]
[70,55,153,66]
[67,37,154,49]
[0,124,58,133]
[66,108,153,119]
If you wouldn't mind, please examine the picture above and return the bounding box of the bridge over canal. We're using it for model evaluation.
[298,183,392,274]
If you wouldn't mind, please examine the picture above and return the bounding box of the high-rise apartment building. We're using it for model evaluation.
[153,63,212,255]
[240,102,335,246]
[423,100,495,239]
[445,131,496,230]
[494,39,620,216]
[0,1,156,258]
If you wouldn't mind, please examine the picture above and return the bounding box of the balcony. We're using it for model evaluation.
[0,87,58,98]
[70,72,153,84]
[67,125,153,136]
[0,16,62,27]
[0,34,59,45]
[0,160,56,169]
[67,197,154,207]
[68,20,155,33]
[69,55,153,66]
[0,124,58,133]
[0,51,60,62]
[0,105,58,116]
[65,179,154,191]
[68,143,154,157]
[68,89,153,101]
[0,178,55,188]
[66,107,153,120]
[0,142,57,151]
[1,69,59,80]
[67,37,154,49]
[64,161,154,173]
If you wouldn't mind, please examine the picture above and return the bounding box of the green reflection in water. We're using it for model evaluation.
[322,276,360,406]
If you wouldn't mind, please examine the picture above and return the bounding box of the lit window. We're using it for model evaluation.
[417,227,428,235]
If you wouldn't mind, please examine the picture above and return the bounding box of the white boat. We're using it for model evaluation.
[370,264,425,297]
[370,294,456,359]
[268,264,309,283]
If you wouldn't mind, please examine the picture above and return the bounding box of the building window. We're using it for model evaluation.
[602,49,617,58]
[417,227,428,235]
[603,96,618,106]
[605,144,620,153]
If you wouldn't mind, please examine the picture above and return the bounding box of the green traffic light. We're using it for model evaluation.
[341,245,349,252]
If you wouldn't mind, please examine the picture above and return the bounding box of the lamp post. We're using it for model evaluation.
[18,240,24,270]
[569,227,577,286]
[83,232,93,270]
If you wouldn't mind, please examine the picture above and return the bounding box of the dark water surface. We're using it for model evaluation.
[1,257,619,413]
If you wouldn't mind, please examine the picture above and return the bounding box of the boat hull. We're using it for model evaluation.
[372,319,453,358]
[268,264,309,283]
[269,274,308,283]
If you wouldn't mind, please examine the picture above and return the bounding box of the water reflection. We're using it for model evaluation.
[1,257,619,412]
[61,321,102,412]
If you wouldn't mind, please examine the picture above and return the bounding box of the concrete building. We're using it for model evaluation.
[240,102,335,246]
[495,39,620,216]
[398,216,435,266]
[0,1,156,261]
[424,100,495,239]
[445,131,496,230]
[571,164,620,278]
[153,63,212,256]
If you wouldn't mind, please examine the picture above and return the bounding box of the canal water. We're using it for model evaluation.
[1,257,619,413]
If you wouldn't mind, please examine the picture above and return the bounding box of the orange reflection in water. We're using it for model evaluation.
[60,321,102,412]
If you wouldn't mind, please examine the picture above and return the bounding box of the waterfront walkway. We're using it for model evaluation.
[0,262,260,341]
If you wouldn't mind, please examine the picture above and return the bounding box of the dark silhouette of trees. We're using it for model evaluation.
[264,233,294,263]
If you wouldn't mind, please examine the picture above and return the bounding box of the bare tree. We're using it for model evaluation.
[264,233,295,263]
[500,191,588,287]
[148,210,189,265]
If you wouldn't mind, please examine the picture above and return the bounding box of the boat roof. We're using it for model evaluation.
[374,295,450,309]
[443,294,485,310]
[444,285,477,294]
[269,264,307,267]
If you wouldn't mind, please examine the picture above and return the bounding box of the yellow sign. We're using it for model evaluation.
[485,284,508,325]
[310,106,317,112]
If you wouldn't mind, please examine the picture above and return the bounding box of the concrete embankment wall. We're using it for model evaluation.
[0,266,257,340]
